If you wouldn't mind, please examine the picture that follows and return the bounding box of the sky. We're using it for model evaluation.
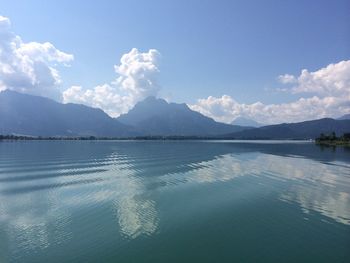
[0,0,349,124]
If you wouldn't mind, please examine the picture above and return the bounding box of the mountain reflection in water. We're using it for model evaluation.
[0,141,349,263]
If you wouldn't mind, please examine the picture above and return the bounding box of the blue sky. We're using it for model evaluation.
[0,0,349,123]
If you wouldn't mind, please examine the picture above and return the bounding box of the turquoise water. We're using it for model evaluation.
[0,141,349,262]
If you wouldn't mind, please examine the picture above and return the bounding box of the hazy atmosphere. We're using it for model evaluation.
[1,0,349,124]
[1,1,349,263]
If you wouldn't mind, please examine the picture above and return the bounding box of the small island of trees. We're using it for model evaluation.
[315,132,350,146]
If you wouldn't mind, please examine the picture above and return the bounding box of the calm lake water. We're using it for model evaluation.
[0,140,349,262]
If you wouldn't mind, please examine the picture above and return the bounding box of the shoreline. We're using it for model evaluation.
[315,140,350,147]
[0,135,314,141]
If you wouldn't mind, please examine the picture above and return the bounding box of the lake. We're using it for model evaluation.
[0,140,349,262]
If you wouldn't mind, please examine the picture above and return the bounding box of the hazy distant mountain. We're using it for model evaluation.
[117,96,247,136]
[0,90,136,137]
[231,117,263,127]
[223,118,350,139]
[2,91,348,139]
[338,114,350,120]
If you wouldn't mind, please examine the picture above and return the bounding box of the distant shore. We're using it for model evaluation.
[0,134,217,141]
[0,134,313,141]
[315,140,350,147]
[315,132,350,147]
[1,134,349,145]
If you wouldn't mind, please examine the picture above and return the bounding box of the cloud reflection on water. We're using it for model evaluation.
[0,141,349,260]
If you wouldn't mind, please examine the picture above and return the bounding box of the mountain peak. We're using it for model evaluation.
[224,118,350,139]
[138,96,189,108]
[1,89,31,97]
[138,96,168,106]
[144,95,159,101]
[0,92,246,137]
[231,117,263,127]
[0,90,135,137]
[338,114,350,120]
[117,96,245,136]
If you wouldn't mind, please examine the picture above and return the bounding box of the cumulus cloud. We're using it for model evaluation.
[190,94,350,124]
[63,84,133,117]
[0,15,73,98]
[278,60,350,96]
[63,48,161,117]
[114,48,160,98]
[278,74,296,84]
[191,60,350,124]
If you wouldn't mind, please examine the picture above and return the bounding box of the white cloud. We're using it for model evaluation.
[190,94,350,124]
[280,60,350,96]
[191,60,350,124]
[63,84,133,117]
[114,48,160,98]
[18,42,73,64]
[2,14,348,124]
[0,15,73,98]
[63,48,161,117]
[278,74,296,84]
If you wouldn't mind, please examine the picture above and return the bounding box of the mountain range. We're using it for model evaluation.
[117,96,246,136]
[0,90,349,139]
[0,90,246,137]
[231,117,263,127]
[0,90,136,137]
[223,118,350,139]
[338,114,350,120]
